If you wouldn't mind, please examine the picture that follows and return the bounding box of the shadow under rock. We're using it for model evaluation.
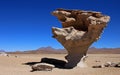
[40,57,67,69]
[23,62,41,66]
[23,57,67,69]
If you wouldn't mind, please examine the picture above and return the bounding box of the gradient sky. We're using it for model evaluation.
[0,0,120,52]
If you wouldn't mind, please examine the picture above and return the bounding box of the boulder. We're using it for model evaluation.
[92,62,120,68]
[104,62,120,67]
[31,63,55,72]
[0,52,8,56]
[52,8,110,68]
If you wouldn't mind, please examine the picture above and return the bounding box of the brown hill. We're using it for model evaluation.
[23,47,67,54]
[87,47,120,54]
[8,47,67,54]
[8,47,120,54]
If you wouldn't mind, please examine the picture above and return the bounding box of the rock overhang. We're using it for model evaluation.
[52,8,110,68]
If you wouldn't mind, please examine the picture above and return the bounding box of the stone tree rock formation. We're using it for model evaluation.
[52,8,110,68]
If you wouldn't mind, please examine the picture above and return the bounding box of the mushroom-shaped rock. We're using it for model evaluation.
[52,9,110,68]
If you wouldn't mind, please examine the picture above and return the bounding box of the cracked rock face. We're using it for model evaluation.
[52,8,110,68]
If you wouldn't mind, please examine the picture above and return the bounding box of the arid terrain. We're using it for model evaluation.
[0,54,120,75]
[7,47,120,54]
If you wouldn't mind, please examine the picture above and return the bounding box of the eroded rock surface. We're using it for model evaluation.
[52,8,110,68]
[31,63,55,72]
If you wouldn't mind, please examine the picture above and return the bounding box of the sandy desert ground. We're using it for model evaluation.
[0,54,120,75]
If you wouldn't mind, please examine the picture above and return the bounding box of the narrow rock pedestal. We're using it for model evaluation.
[52,9,110,68]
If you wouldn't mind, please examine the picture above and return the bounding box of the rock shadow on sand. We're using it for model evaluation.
[23,57,67,69]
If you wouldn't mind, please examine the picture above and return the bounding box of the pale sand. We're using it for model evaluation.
[0,54,120,75]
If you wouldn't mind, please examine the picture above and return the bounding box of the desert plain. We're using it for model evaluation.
[0,54,120,75]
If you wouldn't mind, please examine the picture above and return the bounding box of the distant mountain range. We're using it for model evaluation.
[8,46,67,54]
[8,46,120,54]
[0,49,5,52]
[87,47,120,54]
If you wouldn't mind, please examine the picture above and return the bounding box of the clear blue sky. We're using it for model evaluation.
[0,0,120,52]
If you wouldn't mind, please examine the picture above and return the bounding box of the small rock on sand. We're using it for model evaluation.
[31,63,55,72]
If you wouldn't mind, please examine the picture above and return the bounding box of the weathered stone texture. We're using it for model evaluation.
[52,8,110,68]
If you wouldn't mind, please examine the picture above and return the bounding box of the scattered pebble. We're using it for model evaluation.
[92,62,120,68]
